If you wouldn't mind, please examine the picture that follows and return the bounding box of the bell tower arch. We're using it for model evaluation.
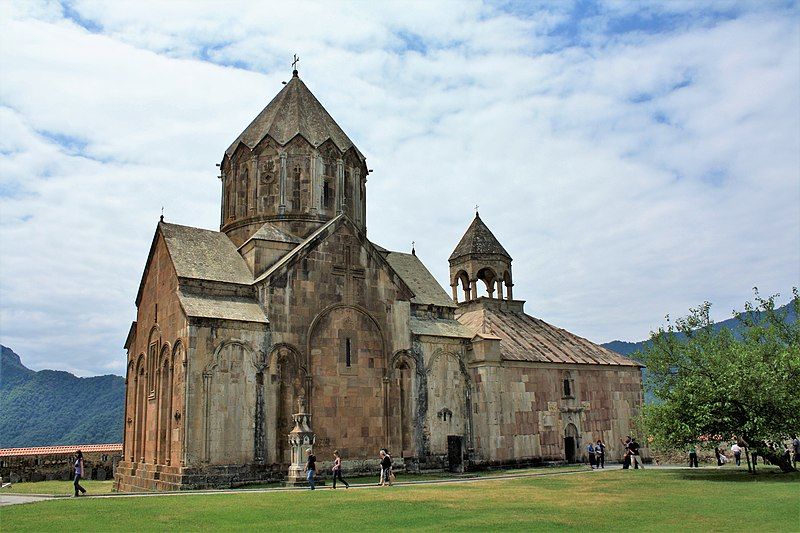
[448,212,513,304]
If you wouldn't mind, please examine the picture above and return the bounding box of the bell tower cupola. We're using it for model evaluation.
[449,212,513,304]
[220,68,368,246]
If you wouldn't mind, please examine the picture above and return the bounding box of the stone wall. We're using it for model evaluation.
[259,221,413,462]
[1,451,120,483]
[470,362,645,465]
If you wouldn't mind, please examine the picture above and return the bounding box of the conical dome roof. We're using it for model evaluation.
[449,213,511,262]
[226,72,364,160]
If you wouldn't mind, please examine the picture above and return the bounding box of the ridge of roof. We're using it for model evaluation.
[225,75,364,160]
[449,213,511,262]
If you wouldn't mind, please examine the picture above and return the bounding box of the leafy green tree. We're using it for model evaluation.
[641,289,800,472]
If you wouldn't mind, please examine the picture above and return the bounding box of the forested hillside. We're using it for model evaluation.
[0,345,124,448]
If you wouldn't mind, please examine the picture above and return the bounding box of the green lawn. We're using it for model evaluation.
[2,469,797,531]
[0,479,114,495]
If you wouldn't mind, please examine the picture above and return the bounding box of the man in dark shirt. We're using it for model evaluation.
[792,435,800,469]
[630,438,643,469]
[305,448,316,490]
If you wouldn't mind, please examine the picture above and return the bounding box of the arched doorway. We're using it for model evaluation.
[564,423,579,463]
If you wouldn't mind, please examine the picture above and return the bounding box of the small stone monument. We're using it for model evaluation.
[286,395,318,486]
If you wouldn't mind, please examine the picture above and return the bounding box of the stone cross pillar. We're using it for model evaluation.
[286,396,316,486]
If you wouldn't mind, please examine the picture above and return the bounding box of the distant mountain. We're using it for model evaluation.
[0,345,125,448]
[602,301,797,357]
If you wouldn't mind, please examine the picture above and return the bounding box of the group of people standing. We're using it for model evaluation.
[304,448,394,490]
[586,436,642,469]
[586,440,606,469]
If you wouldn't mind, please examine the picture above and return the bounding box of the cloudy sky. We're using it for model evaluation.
[1,0,798,376]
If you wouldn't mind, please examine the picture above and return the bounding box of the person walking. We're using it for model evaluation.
[714,447,722,467]
[331,450,349,489]
[792,435,800,469]
[629,437,644,469]
[688,445,699,467]
[595,440,605,469]
[73,450,87,497]
[379,449,393,487]
[731,442,742,467]
[619,436,632,469]
[304,448,316,490]
[587,442,596,469]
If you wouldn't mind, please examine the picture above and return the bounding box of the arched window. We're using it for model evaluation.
[562,371,575,399]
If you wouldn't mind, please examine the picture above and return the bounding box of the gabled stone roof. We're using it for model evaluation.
[385,252,457,309]
[457,306,641,367]
[160,222,252,284]
[449,213,511,262]
[226,73,364,160]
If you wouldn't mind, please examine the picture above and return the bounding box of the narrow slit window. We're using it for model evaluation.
[345,338,351,367]
[563,379,571,397]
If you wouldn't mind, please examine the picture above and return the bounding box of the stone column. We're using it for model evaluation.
[310,151,319,215]
[353,168,361,225]
[286,396,316,486]
[279,151,287,215]
[451,283,458,303]
[470,279,477,300]
[249,155,257,214]
[336,158,345,214]
[496,280,503,299]
[506,283,513,300]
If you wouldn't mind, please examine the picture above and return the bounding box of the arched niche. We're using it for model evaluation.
[267,343,306,465]
[307,304,386,459]
[202,340,259,465]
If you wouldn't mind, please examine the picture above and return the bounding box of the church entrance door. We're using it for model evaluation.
[564,423,579,463]
[447,435,463,473]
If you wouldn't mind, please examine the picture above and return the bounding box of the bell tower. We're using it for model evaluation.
[449,212,513,304]
[219,68,368,246]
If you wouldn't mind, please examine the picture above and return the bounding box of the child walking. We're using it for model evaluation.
[332,450,349,489]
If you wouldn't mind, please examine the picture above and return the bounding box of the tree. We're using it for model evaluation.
[641,288,800,472]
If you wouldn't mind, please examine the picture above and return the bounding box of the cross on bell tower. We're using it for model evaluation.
[292,54,300,76]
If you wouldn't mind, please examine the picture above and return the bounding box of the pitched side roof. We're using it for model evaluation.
[241,221,302,248]
[449,213,511,262]
[178,291,268,324]
[160,222,253,285]
[457,307,641,367]
[410,316,473,338]
[0,443,122,457]
[385,252,457,309]
[226,74,364,160]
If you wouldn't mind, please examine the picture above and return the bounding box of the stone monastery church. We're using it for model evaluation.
[115,68,644,491]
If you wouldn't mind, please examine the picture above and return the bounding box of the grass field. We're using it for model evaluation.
[2,468,798,531]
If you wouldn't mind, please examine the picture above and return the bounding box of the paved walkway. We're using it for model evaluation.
[0,465,694,506]
[0,494,54,507]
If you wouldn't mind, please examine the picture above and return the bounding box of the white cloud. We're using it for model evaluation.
[0,0,798,375]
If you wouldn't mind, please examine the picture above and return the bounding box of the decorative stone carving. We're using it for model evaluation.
[286,399,316,486]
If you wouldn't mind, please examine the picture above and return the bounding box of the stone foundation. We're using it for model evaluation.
[113,462,285,491]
